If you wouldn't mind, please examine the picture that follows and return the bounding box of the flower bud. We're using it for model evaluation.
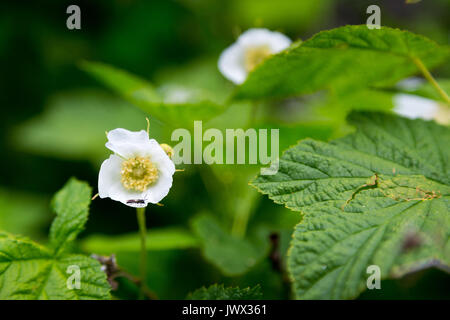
[160,143,174,159]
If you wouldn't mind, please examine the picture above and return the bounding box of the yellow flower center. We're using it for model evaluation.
[244,45,272,72]
[121,156,158,192]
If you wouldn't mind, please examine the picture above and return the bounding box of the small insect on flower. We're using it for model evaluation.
[126,199,147,207]
[218,28,292,84]
[97,128,175,208]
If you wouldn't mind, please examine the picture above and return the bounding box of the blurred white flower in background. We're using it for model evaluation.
[218,28,292,84]
[396,77,424,91]
[393,77,450,125]
[393,94,449,125]
[158,84,196,104]
[98,128,175,207]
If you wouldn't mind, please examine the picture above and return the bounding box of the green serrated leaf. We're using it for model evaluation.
[80,61,226,127]
[81,227,199,254]
[0,178,111,300]
[235,25,449,100]
[187,284,262,300]
[0,232,110,300]
[252,111,450,299]
[191,214,270,276]
[49,178,92,256]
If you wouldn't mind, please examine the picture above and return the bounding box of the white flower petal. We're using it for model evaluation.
[107,181,147,207]
[393,94,439,120]
[218,28,291,84]
[105,128,150,158]
[238,28,292,53]
[99,133,175,207]
[98,153,151,207]
[143,168,174,204]
[218,42,247,84]
[98,154,123,199]
[98,155,146,207]
[145,139,176,173]
[142,140,175,204]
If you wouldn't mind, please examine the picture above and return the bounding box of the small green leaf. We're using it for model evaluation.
[80,61,225,127]
[187,284,262,300]
[235,25,449,100]
[0,179,111,300]
[252,112,450,299]
[80,61,161,102]
[49,178,92,256]
[191,214,270,276]
[0,233,111,300]
[81,227,199,254]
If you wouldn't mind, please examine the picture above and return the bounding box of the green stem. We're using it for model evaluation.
[136,207,147,300]
[231,209,251,238]
[411,56,450,105]
[230,102,261,238]
[249,102,259,127]
[231,190,259,238]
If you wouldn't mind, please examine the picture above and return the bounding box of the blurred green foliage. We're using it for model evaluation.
[0,189,50,240]
[0,0,449,300]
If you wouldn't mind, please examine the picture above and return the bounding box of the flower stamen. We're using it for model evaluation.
[121,156,158,192]
[244,45,272,72]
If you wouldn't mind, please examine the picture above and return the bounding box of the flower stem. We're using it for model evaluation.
[136,207,147,300]
[249,102,258,126]
[231,210,250,238]
[411,56,450,105]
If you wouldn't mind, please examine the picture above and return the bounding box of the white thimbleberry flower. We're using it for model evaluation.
[98,128,175,207]
[393,94,450,125]
[218,28,292,84]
